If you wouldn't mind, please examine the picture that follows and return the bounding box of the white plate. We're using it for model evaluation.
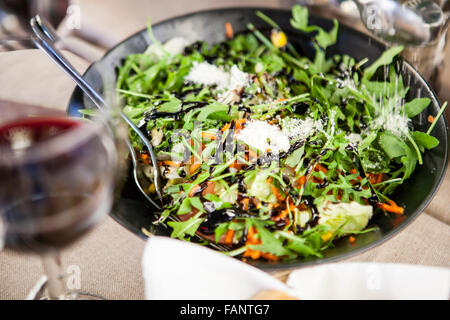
[287,262,450,300]
[142,236,298,300]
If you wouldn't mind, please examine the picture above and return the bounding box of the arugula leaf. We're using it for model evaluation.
[167,213,205,239]
[249,220,295,258]
[290,5,338,50]
[203,194,232,211]
[404,98,431,118]
[412,131,439,150]
[197,102,229,121]
[379,131,408,159]
[363,46,404,81]
[285,146,305,167]
[278,231,322,258]
[214,223,229,243]
[157,98,181,113]
[177,198,193,215]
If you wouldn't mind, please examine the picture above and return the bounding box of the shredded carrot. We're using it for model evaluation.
[221,122,231,132]
[235,119,246,131]
[225,22,234,39]
[244,227,262,260]
[162,160,182,167]
[141,153,150,164]
[241,198,250,211]
[229,161,243,171]
[261,252,279,261]
[224,229,235,245]
[315,163,328,174]
[188,184,201,197]
[368,173,383,185]
[349,236,356,244]
[243,248,261,260]
[270,184,286,201]
[312,176,323,184]
[297,175,306,188]
[378,200,404,214]
[246,226,261,245]
[189,163,202,176]
[202,181,215,196]
[201,132,216,140]
[350,168,357,174]
[275,98,288,103]
[428,115,435,123]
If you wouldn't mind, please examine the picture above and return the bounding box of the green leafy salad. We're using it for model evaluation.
[116,6,446,261]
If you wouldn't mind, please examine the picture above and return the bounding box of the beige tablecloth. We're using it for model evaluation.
[1,1,449,300]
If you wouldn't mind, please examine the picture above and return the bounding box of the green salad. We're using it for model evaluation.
[116,6,446,261]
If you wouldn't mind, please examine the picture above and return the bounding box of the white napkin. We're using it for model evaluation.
[287,262,450,300]
[142,236,450,300]
[141,236,297,300]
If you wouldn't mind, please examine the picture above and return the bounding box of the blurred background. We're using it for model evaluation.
[0,0,449,111]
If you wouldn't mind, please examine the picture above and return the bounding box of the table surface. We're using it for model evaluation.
[1,1,449,300]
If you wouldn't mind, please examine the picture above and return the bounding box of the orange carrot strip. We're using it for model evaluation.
[202,181,215,197]
[189,163,202,176]
[225,22,233,39]
[271,184,286,201]
[188,185,201,197]
[376,173,383,184]
[243,248,261,260]
[315,163,328,174]
[349,236,356,243]
[235,119,246,128]
[297,175,306,188]
[221,123,231,132]
[229,161,243,171]
[261,252,279,261]
[162,160,182,167]
[378,201,404,214]
[225,229,235,245]
[428,115,435,123]
[241,198,250,211]
[246,226,261,245]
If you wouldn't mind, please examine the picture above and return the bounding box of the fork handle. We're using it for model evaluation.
[30,15,164,202]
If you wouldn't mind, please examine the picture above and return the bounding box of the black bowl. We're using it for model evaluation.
[67,8,448,270]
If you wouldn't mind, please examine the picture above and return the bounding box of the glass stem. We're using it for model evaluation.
[42,252,66,300]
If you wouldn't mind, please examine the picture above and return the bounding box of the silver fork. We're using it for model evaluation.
[29,15,164,205]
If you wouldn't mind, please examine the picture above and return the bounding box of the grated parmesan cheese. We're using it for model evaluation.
[346,133,363,145]
[372,112,410,137]
[185,62,250,104]
[236,120,290,154]
[185,61,229,88]
[281,117,320,140]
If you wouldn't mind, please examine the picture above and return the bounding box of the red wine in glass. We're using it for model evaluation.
[0,115,117,298]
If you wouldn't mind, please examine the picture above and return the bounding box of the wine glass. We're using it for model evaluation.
[0,106,119,300]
